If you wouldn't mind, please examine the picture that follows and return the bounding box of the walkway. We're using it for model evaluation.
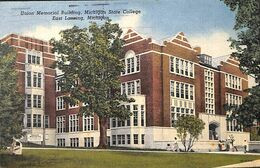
[217,159,260,168]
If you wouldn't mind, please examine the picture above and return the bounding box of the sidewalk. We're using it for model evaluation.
[217,159,260,168]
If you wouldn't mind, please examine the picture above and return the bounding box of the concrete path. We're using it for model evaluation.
[217,159,260,168]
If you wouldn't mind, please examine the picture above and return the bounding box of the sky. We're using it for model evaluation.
[0,0,237,57]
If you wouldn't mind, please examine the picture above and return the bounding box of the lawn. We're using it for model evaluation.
[0,149,259,168]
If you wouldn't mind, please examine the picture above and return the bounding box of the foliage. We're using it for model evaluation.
[50,20,133,148]
[175,115,205,152]
[221,0,260,82]
[221,0,260,132]
[0,43,24,149]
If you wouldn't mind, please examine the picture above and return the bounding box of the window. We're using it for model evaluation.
[56,96,65,110]
[134,134,138,144]
[127,134,131,144]
[176,58,179,73]
[171,103,195,127]
[32,95,42,108]
[176,82,180,97]
[185,61,189,76]
[56,116,66,133]
[33,114,41,128]
[69,114,79,132]
[112,135,116,145]
[141,134,145,144]
[141,105,145,126]
[170,81,174,97]
[44,115,49,128]
[122,79,141,95]
[57,139,65,147]
[171,80,194,101]
[70,138,79,147]
[204,69,215,114]
[189,62,194,77]
[122,51,140,75]
[136,55,140,71]
[26,71,31,87]
[83,115,94,131]
[126,105,130,126]
[133,105,138,126]
[170,56,194,78]
[121,83,126,95]
[190,85,194,100]
[225,73,242,90]
[56,78,63,92]
[27,114,31,128]
[27,53,41,65]
[185,84,189,99]
[26,94,32,108]
[170,57,174,72]
[117,135,122,145]
[84,137,94,148]
[180,83,184,98]
[122,135,125,144]
[69,101,79,109]
[112,118,116,127]
[32,72,42,88]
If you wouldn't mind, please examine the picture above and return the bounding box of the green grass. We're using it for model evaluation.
[0,149,259,168]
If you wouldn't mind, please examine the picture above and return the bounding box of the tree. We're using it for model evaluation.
[50,21,133,148]
[175,116,205,152]
[0,43,24,149]
[221,0,260,132]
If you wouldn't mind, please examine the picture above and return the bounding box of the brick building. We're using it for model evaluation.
[0,34,56,145]
[1,29,250,150]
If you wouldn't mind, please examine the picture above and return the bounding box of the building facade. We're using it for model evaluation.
[1,30,250,151]
[0,34,56,145]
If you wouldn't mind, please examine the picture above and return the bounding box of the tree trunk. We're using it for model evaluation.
[97,117,108,149]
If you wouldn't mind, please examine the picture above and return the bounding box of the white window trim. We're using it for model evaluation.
[169,56,194,79]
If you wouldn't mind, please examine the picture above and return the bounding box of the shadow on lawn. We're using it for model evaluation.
[0,153,40,168]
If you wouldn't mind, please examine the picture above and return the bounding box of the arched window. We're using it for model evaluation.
[121,50,140,75]
[209,122,220,140]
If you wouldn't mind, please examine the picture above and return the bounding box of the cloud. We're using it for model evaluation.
[114,14,142,34]
[189,31,235,57]
[22,24,71,41]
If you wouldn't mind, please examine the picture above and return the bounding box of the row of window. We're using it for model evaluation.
[121,79,141,95]
[56,96,87,111]
[204,69,215,114]
[111,134,144,145]
[26,94,42,108]
[27,53,41,65]
[57,137,95,148]
[170,106,195,127]
[26,71,42,88]
[170,56,194,78]
[110,104,145,128]
[121,53,140,75]
[225,74,242,90]
[225,93,242,106]
[225,93,243,132]
[56,115,94,133]
[170,80,194,100]
[26,114,49,128]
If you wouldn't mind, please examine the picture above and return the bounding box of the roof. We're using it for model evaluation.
[212,55,230,68]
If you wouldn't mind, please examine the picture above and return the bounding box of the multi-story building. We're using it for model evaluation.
[1,29,250,151]
[0,34,56,145]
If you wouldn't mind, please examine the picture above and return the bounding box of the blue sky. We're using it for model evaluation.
[0,0,236,57]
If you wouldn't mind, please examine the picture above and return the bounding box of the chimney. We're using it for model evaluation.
[193,46,201,55]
